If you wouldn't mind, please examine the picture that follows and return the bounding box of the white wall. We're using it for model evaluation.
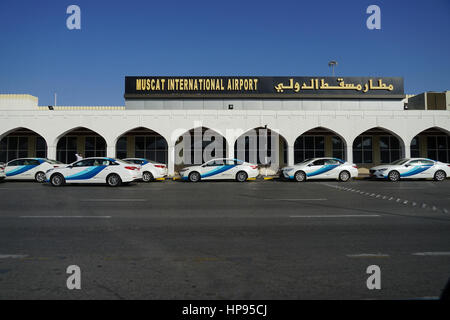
[1,107,449,175]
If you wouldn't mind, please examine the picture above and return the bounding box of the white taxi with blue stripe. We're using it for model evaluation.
[281,158,358,182]
[4,158,62,183]
[45,157,141,187]
[123,158,167,182]
[370,158,450,181]
[179,158,259,182]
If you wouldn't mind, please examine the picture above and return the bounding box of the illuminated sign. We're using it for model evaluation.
[124,76,404,99]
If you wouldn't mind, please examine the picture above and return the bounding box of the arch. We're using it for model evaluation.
[55,127,107,164]
[351,126,406,166]
[233,126,288,169]
[0,127,48,163]
[53,126,108,147]
[409,126,450,162]
[174,126,228,168]
[292,126,349,163]
[114,127,169,164]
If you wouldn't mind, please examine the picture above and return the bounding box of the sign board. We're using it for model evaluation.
[124,76,404,99]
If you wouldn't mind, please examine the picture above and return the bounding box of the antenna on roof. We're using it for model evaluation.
[328,60,338,77]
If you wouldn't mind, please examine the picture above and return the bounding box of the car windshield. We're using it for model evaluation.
[294,158,312,165]
[390,159,409,165]
[46,159,63,164]
[114,159,131,165]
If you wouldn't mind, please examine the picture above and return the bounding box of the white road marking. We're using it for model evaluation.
[20,216,111,219]
[412,252,450,256]
[290,214,380,218]
[266,198,327,201]
[347,253,390,258]
[80,199,147,202]
[0,254,28,259]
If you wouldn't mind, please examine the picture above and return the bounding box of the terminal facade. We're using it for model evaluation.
[1,76,449,176]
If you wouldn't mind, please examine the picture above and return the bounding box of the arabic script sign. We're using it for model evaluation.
[125,76,404,99]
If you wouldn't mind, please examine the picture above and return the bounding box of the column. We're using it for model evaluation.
[227,140,235,159]
[287,145,294,166]
[404,139,411,158]
[346,145,353,164]
[47,145,57,160]
[106,143,116,158]
[168,144,175,177]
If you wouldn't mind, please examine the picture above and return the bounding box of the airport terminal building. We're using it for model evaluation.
[1,76,449,176]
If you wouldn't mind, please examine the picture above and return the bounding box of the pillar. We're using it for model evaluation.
[288,145,294,166]
[47,145,57,160]
[106,143,115,158]
[168,144,175,176]
[227,140,235,159]
[346,145,353,164]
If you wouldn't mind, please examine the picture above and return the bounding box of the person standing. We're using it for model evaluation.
[75,153,83,161]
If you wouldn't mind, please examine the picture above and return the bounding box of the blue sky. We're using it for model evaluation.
[0,0,449,106]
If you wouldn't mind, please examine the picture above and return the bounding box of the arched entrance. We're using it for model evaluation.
[410,127,450,162]
[352,127,405,167]
[175,127,227,171]
[293,127,347,163]
[115,127,168,163]
[56,127,106,164]
[234,127,287,170]
[0,128,47,163]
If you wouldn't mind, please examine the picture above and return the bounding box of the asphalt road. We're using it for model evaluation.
[0,178,449,299]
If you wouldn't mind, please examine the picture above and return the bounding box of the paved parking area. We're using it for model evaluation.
[0,179,449,299]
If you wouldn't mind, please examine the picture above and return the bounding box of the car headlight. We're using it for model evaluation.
[377,168,387,172]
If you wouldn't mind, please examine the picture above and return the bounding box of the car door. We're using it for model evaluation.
[25,159,42,178]
[400,159,422,179]
[224,159,241,178]
[5,159,26,179]
[417,159,435,178]
[200,160,223,180]
[305,159,327,179]
[91,158,111,182]
[64,159,96,183]
[322,158,343,178]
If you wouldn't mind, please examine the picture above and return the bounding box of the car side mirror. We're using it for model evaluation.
[404,164,410,167]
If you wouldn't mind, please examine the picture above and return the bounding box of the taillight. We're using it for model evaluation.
[250,165,258,169]
[124,166,138,170]
[53,165,59,168]
[154,165,166,168]
[353,165,358,168]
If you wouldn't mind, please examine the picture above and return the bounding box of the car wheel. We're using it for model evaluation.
[294,171,306,182]
[35,171,46,183]
[107,174,122,187]
[50,173,65,187]
[339,170,350,182]
[434,170,446,181]
[236,171,248,182]
[188,171,201,182]
[387,170,400,182]
[142,171,154,182]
